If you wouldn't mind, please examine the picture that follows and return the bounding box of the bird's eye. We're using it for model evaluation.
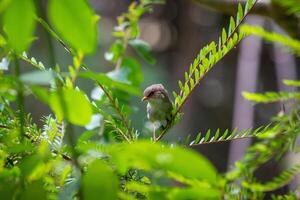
[148,92,154,97]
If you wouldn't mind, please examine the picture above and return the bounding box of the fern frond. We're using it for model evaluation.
[96,81,135,142]
[156,0,258,141]
[242,164,300,192]
[173,0,257,109]
[242,91,300,103]
[283,79,300,87]
[42,115,64,151]
[240,25,300,56]
[271,193,298,200]
[189,125,270,146]
[273,0,300,16]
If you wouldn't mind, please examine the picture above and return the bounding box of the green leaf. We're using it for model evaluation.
[129,39,155,64]
[236,3,243,24]
[19,155,41,177]
[245,0,254,13]
[0,0,10,13]
[49,87,93,126]
[240,25,300,56]
[82,160,118,200]
[48,0,98,54]
[167,187,220,200]
[109,141,217,182]
[119,57,143,86]
[20,70,55,85]
[80,71,141,96]
[31,86,49,104]
[194,68,200,82]
[105,40,125,63]
[283,79,300,87]
[242,91,300,103]
[228,17,235,36]
[204,129,211,142]
[20,181,47,200]
[3,0,36,53]
[222,28,227,44]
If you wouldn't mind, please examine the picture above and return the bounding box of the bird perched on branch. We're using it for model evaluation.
[142,84,173,139]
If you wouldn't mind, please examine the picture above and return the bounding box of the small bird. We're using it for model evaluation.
[142,84,173,139]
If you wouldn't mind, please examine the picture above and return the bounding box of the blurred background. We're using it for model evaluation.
[23,0,299,192]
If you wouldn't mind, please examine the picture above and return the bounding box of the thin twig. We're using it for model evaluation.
[115,29,131,70]
[36,17,72,54]
[96,81,133,142]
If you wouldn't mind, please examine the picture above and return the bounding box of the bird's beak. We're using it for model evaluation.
[141,96,148,102]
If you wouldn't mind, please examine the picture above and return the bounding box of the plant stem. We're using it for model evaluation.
[96,81,133,142]
[14,54,25,140]
[115,29,131,70]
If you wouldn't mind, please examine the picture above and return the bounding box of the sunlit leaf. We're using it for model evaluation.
[109,141,217,182]
[129,39,155,64]
[48,0,98,54]
[20,181,47,200]
[49,88,93,126]
[3,0,36,53]
[82,160,118,200]
[104,40,125,63]
[80,71,141,96]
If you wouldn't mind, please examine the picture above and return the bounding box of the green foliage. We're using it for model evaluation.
[242,164,300,192]
[188,125,271,146]
[3,0,36,53]
[273,0,300,16]
[283,79,300,87]
[243,91,300,103]
[48,0,98,54]
[47,88,94,126]
[108,141,217,181]
[240,25,300,56]
[166,0,257,142]
[81,160,118,200]
[1,0,300,199]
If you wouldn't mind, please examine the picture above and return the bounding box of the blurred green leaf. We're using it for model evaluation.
[82,160,118,200]
[129,39,155,64]
[49,88,93,126]
[105,40,125,63]
[20,181,47,200]
[6,143,35,154]
[0,75,17,101]
[121,57,143,86]
[19,155,41,177]
[0,180,17,200]
[167,187,220,200]
[0,0,10,13]
[80,71,141,96]
[31,86,49,104]
[48,0,98,54]
[20,70,55,85]
[149,187,220,200]
[3,0,36,53]
[109,141,217,182]
[106,57,143,86]
[283,79,300,87]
